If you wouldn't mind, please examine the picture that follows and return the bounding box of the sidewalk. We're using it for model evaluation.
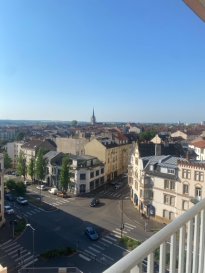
[122,198,165,235]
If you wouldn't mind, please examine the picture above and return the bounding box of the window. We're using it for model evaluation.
[194,171,204,182]
[90,172,94,178]
[164,194,175,207]
[182,169,191,179]
[80,173,86,180]
[96,170,99,176]
[163,210,174,220]
[182,200,189,210]
[164,180,175,191]
[101,168,104,174]
[168,169,175,174]
[183,184,189,194]
[195,186,202,199]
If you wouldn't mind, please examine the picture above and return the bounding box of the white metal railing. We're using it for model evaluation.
[103,198,205,273]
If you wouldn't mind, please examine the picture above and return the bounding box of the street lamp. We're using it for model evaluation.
[26,223,35,270]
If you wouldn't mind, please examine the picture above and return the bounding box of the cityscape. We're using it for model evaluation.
[1,1,205,273]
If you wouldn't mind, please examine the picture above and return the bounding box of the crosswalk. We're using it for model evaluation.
[43,198,70,207]
[78,222,136,264]
[0,239,38,270]
[97,190,125,199]
[20,207,44,218]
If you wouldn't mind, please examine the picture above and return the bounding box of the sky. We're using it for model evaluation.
[0,0,205,123]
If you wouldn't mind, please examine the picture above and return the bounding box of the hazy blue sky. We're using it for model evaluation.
[0,0,204,123]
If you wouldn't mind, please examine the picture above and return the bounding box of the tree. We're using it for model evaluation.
[71,120,78,127]
[138,131,157,142]
[15,181,26,196]
[28,158,35,182]
[60,156,70,193]
[35,149,46,182]
[17,152,27,180]
[15,132,25,141]
[3,151,12,169]
[6,179,16,191]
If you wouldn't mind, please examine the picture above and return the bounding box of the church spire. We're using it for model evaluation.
[91,107,96,125]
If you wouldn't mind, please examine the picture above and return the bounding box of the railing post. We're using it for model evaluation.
[178,225,185,273]
[186,219,193,273]
[198,209,205,273]
[147,252,154,273]
[193,213,200,273]
[159,242,166,273]
[170,233,177,273]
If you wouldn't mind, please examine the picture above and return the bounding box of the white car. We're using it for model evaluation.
[16,196,28,205]
[4,205,15,214]
[48,187,58,195]
[36,185,47,191]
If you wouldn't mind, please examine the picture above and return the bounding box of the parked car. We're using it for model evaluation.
[114,182,123,189]
[5,193,15,201]
[90,198,100,207]
[85,226,99,241]
[4,205,15,214]
[56,192,70,198]
[48,187,58,195]
[36,185,47,191]
[24,180,31,186]
[16,196,28,205]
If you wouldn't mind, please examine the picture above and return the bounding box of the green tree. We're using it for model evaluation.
[28,158,35,182]
[15,181,26,196]
[15,132,25,141]
[3,151,12,169]
[139,131,157,142]
[17,152,27,180]
[6,179,16,191]
[35,149,46,182]
[71,120,78,127]
[60,156,70,193]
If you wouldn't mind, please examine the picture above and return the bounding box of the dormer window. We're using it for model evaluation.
[168,169,175,174]
[150,165,154,171]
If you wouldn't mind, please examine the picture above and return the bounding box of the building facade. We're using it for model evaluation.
[55,136,89,155]
[0,153,5,227]
[85,138,131,182]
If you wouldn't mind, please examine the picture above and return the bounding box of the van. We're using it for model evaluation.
[48,187,58,195]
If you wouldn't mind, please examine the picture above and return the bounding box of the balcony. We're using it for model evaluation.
[103,197,205,273]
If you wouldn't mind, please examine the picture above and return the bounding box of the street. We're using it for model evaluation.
[0,180,162,273]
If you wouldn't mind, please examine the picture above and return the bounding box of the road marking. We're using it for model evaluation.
[124,223,136,228]
[1,242,18,250]
[116,228,127,234]
[13,249,28,259]
[92,244,105,250]
[22,257,38,268]
[15,251,31,262]
[9,247,24,257]
[79,253,91,261]
[102,253,115,261]
[101,238,113,244]
[105,235,117,242]
[113,233,121,238]
[98,241,110,247]
[24,212,33,216]
[7,244,21,255]
[0,239,12,248]
[88,246,100,253]
[84,249,96,257]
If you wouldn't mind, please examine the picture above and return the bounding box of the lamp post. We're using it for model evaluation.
[120,197,124,238]
[26,223,35,270]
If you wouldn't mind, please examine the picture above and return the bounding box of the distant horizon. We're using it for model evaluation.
[0,118,204,126]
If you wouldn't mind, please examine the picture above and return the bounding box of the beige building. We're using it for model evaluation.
[0,153,5,227]
[129,141,205,223]
[5,141,24,168]
[55,136,89,155]
[85,137,131,182]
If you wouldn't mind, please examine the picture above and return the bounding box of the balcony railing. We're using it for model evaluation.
[103,197,205,273]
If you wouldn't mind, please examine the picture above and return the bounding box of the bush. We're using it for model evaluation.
[119,236,141,250]
[40,247,75,259]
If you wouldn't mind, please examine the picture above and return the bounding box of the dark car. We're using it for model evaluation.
[85,226,99,240]
[56,192,70,198]
[5,193,15,201]
[90,198,100,207]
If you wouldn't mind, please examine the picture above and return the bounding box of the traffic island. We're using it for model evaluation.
[119,236,141,251]
[40,247,76,261]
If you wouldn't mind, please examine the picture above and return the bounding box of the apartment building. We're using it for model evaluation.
[21,139,57,165]
[5,141,24,168]
[189,139,205,160]
[0,153,5,227]
[55,136,89,155]
[84,137,131,182]
[44,151,105,195]
[177,160,205,214]
[129,140,205,223]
